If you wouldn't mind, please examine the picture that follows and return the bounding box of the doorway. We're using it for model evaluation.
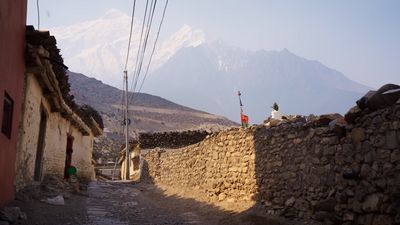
[34,106,47,181]
[64,134,74,179]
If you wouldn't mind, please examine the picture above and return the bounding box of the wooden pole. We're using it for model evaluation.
[124,70,130,180]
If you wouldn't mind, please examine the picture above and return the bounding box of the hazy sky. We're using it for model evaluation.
[27,0,400,88]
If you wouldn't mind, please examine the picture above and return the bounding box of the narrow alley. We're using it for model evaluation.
[12,181,289,225]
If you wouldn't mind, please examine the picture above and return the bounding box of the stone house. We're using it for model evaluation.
[118,141,141,180]
[14,27,102,191]
[0,0,28,207]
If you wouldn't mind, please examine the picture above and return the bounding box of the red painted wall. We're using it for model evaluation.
[0,0,27,208]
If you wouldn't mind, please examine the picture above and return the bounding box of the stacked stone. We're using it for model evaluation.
[139,130,211,149]
[334,104,400,225]
[142,104,400,224]
[142,128,258,203]
[254,104,400,224]
[253,123,338,220]
[202,128,257,202]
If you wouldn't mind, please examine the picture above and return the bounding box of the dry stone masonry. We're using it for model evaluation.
[139,130,211,149]
[142,104,400,225]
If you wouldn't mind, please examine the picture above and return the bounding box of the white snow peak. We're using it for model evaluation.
[50,10,206,88]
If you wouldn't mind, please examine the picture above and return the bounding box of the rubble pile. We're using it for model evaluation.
[15,175,84,202]
[1,175,87,224]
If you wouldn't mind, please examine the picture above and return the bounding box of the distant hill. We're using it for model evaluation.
[68,71,237,136]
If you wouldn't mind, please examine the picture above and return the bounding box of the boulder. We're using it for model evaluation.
[314,198,336,212]
[312,113,343,126]
[329,117,347,138]
[357,84,400,110]
[265,118,280,127]
[351,128,365,143]
[345,105,362,124]
[356,90,376,109]
[362,193,382,212]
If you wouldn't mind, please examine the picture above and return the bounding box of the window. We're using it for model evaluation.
[1,92,14,139]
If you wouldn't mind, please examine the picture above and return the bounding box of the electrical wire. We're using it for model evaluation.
[129,0,150,97]
[132,0,157,93]
[128,0,158,105]
[138,0,169,92]
[124,0,137,71]
[126,0,168,113]
[120,0,136,135]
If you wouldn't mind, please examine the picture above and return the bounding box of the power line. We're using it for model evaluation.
[132,0,157,93]
[124,0,137,71]
[138,0,169,92]
[126,0,169,105]
[129,0,158,105]
[120,0,136,131]
[129,0,150,97]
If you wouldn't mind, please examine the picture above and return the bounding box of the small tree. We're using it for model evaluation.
[271,102,279,111]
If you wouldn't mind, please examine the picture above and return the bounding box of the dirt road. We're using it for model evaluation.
[12,181,291,225]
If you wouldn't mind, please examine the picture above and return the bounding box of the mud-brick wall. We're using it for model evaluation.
[143,128,258,202]
[143,104,400,224]
[15,74,95,191]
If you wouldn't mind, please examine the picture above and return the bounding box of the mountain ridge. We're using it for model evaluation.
[144,42,369,123]
[51,10,370,124]
[51,9,205,88]
[68,71,237,134]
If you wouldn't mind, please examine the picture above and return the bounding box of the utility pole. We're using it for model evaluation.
[124,70,130,180]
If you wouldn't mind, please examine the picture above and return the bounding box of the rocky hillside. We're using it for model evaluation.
[68,71,237,135]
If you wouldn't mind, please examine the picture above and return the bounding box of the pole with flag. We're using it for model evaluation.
[237,91,249,127]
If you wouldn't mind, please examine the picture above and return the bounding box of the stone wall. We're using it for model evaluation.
[143,128,257,202]
[139,130,211,149]
[142,104,400,224]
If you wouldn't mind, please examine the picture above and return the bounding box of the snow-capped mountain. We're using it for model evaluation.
[144,41,370,123]
[51,9,370,123]
[51,9,205,87]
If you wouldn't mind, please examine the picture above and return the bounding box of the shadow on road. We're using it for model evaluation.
[139,161,291,225]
